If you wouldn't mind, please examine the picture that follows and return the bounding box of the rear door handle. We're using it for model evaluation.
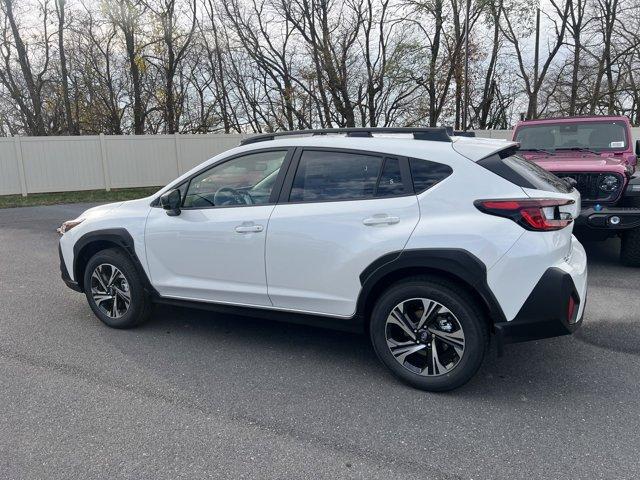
[235,223,264,233]
[362,215,400,226]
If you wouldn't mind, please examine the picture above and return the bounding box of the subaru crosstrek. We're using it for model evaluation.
[58,128,588,391]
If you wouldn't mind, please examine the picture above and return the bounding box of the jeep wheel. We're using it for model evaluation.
[369,277,488,392]
[621,227,640,267]
[83,248,152,328]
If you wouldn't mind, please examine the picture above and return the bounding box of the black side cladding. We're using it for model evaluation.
[494,267,583,355]
[72,228,158,295]
[357,248,507,324]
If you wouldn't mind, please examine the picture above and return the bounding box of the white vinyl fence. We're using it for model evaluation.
[0,128,637,196]
[0,133,251,196]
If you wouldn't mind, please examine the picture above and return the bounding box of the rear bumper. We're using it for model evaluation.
[59,243,81,292]
[494,259,586,354]
[576,206,640,230]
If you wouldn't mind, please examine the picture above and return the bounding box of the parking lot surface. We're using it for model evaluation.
[1,203,639,479]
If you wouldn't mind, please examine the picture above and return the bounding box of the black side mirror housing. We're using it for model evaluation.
[160,189,182,216]
[635,139,640,157]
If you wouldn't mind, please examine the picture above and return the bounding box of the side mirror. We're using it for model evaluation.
[160,189,182,216]
[636,139,640,157]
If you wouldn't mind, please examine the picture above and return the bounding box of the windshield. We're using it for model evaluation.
[515,121,628,152]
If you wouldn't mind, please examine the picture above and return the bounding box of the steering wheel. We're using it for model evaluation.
[191,193,215,207]
[213,187,247,206]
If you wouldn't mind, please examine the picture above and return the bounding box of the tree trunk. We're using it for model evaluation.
[56,0,75,134]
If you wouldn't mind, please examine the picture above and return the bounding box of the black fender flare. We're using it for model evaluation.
[72,228,157,295]
[356,248,506,324]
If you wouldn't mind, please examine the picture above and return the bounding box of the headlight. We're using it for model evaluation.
[599,174,620,193]
[57,218,84,235]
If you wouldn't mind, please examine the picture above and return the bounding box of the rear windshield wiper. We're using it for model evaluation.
[554,147,599,155]
[516,147,554,155]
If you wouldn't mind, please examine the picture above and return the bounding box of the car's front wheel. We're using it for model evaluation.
[83,248,151,328]
[370,277,488,391]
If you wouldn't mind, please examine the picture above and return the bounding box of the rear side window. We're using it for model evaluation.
[289,150,406,202]
[479,151,570,193]
[376,158,405,197]
[409,158,453,193]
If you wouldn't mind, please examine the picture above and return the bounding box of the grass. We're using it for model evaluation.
[0,187,161,209]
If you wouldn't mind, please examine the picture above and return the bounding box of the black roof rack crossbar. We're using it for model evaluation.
[240,127,451,145]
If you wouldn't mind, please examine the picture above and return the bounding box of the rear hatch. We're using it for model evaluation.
[497,153,581,219]
[454,140,581,222]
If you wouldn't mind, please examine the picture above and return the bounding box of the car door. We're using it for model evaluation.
[145,148,291,306]
[265,148,420,317]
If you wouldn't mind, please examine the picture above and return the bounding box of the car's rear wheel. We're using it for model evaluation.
[369,277,488,391]
[83,248,151,328]
[620,227,640,267]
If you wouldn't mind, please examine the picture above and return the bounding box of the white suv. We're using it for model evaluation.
[58,128,587,391]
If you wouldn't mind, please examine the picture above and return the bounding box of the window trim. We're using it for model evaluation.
[278,147,414,205]
[153,147,295,210]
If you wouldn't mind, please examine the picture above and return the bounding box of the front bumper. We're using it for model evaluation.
[494,265,585,355]
[59,243,81,292]
[575,206,640,230]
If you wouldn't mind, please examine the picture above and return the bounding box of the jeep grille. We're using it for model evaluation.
[554,172,624,204]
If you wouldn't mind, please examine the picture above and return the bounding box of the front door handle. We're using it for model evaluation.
[363,215,400,226]
[235,223,264,234]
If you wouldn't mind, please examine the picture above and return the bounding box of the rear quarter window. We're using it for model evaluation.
[409,158,453,193]
[478,151,571,193]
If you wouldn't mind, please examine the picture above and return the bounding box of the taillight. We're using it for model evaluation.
[474,198,574,231]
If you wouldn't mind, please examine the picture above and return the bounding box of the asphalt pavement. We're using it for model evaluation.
[0,203,639,479]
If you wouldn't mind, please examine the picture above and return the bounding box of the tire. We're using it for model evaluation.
[621,227,640,267]
[83,248,151,328]
[369,276,488,392]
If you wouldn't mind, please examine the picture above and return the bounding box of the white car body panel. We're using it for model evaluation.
[144,205,275,306]
[59,197,154,282]
[451,137,517,161]
[265,195,420,317]
[488,232,587,321]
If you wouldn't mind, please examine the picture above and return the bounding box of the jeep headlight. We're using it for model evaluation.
[599,174,620,193]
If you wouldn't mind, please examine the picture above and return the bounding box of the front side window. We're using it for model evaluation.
[514,121,628,151]
[183,150,287,208]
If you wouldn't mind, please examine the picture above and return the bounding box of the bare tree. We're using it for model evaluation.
[105,0,149,134]
[501,1,570,119]
[0,0,51,135]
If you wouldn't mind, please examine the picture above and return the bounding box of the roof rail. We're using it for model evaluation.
[240,127,451,145]
[444,126,476,138]
[454,131,476,137]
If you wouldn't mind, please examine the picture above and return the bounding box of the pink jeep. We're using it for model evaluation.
[512,116,640,266]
